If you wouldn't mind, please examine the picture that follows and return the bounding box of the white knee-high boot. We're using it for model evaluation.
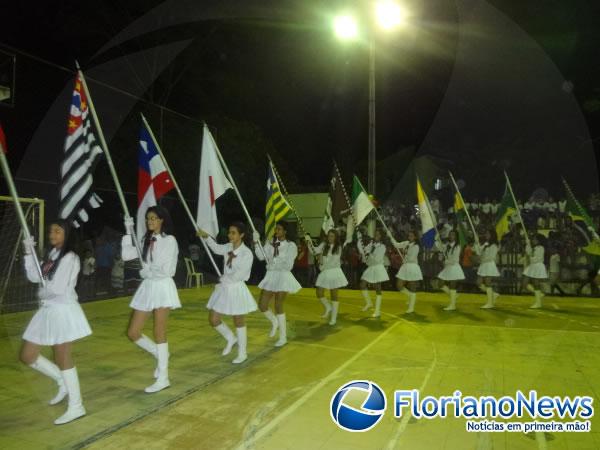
[406,292,416,314]
[135,334,159,378]
[319,297,332,318]
[275,314,287,347]
[233,327,248,364]
[481,287,494,309]
[29,355,67,405]
[263,310,279,337]
[54,367,85,425]
[372,295,382,318]
[214,323,237,355]
[145,343,170,393]
[444,290,457,311]
[329,301,339,325]
[530,290,543,309]
[361,290,372,311]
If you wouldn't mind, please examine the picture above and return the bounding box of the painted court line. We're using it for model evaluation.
[234,321,403,450]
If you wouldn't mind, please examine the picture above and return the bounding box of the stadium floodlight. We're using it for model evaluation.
[375,0,407,31]
[333,14,359,40]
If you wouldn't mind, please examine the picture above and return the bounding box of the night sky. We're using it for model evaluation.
[1,0,599,225]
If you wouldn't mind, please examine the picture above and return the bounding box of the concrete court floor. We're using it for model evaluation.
[1,286,599,450]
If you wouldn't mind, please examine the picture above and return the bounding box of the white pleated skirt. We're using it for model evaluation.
[207,281,258,316]
[130,277,181,311]
[523,263,548,279]
[23,301,92,346]
[361,265,390,283]
[316,267,348,290]
[477,262,500,277]
[438,264,465,281]
[258,270,302,293]
[395,263,423,281]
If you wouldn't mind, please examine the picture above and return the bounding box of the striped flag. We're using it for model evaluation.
[495,183,517,241]
[265,161,291,239]
[417,177,437,248]
[563,178,600,255]
[136,121,174,239]
[58,73,103,227]
[454,192,469,246]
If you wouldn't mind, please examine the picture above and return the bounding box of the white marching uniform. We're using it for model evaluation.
[523,245,548,279]
[22,249,92,346]
[393,241,423,281]
[311,243,348,290]
[255,239,302,293]
[204,238,258,315]
[475,242,500,277]
[357,239,390,283]
[437,242,465,281]
[122,233,181,311]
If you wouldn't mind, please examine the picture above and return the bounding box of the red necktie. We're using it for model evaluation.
[226,251,237,268]
[149,237,157,262]
[41,260,54,278]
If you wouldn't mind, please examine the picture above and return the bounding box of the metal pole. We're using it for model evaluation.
[140,114,222,277]
[368,40,376,196]
[76,64,143,260]
[0,149,45,286]
[448,171,480,245]
[504,171,530,248]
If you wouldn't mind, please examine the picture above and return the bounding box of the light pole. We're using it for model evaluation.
[334,1,407,197]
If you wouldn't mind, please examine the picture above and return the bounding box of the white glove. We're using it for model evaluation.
[22,236,36,254]
[253,230,261,243]
[304,234,312,242]
[124,217,135,235]
[139,265,151,279]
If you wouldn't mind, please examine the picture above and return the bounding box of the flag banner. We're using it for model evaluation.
[322,166,349,234]
[417,178,436,248]
[563,178,600,255]
[495,183,517,241]
[58,73,103,227]
[196,126,233,237]
[351,176,374,227]
[454,192,469,246]
[137,121,174,239]
[0,122,6,154]
[265,161,291,239]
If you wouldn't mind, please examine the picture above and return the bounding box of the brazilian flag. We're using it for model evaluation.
[563,178,600,256]
[454,193,469,246]
[495,184,516,241]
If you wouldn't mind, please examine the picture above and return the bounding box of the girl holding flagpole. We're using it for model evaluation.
[390,230,422,314]
[19,219,91,425]
[121,205,180,393]
[475,228,501,309]
[522,233,548,309]
[305,229,348,324]
[356,228,390,316]
[253,221,301,347]
[436,229,465,311]
[198,222,257,363]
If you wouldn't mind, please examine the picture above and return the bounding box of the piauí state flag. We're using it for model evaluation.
[417,178,436,248]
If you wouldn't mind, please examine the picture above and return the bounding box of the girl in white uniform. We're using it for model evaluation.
[19,219,91,425]
[254,221,301,347]
[305,229,348,325]
[199,222,257,363]
[475,228,501,309]
[122,206,180,394]
[522,234,548,309]
[390,230,422,315]
[357,229,390,314]
[436,230,465,311]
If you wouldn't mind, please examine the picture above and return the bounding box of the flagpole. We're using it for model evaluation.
[140,114,222,277]
[333,160,357,224]
[354,175,404,261]
[205,124,269,262]
[562,177,600,241]
[76,63,143,261]
[448,171,479,245]
[504,171,530,248]
[0,140,46,287]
